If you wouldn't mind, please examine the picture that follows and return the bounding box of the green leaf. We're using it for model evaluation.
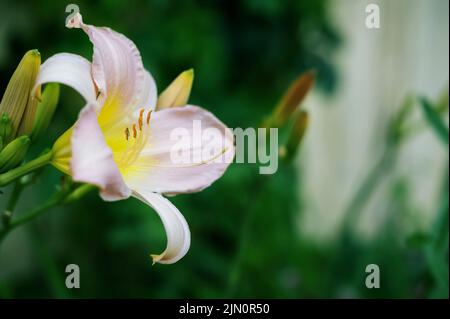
[406,232,429,248]
[420,97,449,144]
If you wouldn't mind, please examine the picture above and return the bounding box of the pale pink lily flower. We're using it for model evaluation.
[35,13,234,264]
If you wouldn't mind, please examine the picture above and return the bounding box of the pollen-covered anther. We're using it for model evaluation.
[132,124,137,138]
[146,110,152,125]
[138,108,144,131]
[125,127,130,140]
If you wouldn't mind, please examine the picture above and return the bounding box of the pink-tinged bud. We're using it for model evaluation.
[270,70,315,128]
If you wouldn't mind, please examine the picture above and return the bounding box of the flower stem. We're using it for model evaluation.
[0,183,96,245]
[64,184,97,204]
[0,190,62,243]
[340,146,396,234]
[10,191,66,229]
[0,150,52,187]
[1,181,24,227]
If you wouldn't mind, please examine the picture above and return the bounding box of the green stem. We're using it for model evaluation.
[1,181,24,227]
[64,184,97,204]
[0,150,52,187]
[340,146,396,234]
[0,183,95,244]
[9,191,65,229]
[0,190,62,243]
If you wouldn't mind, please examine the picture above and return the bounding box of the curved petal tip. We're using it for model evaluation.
[133,191,191,265]
[66,12,83,29]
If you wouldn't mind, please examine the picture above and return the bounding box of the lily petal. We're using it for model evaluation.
[123,105,234,194]
[69,13,149,123]
[136,70,158,111]
[132,190,190,264]
[71,104,131,201]
[35,53,97,105]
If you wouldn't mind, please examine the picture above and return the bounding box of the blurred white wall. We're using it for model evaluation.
[299,0,449,241]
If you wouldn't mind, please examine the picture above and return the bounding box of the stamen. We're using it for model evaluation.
[146,110,152,125]
[119,111,152,168]
[138,108,144,131]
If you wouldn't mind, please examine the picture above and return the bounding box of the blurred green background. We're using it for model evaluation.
[0,0,448,298]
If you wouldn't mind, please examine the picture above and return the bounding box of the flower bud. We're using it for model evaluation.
[285,111,309,160]
[0,50,41,139]
[31,83,60,141]
[0,135,31,173]
[269,71,315,128]
[0,113,13,147]
[156,69,194,110]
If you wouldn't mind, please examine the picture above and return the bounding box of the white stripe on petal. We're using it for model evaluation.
[132,191,191,264]
[71,104,131,201]
[35,53,97,105]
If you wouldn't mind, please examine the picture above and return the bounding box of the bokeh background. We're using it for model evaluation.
[0,0,448,298]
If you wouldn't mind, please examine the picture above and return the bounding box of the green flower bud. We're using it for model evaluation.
[0,136,31,173]
[0,113,13,146]
[31,83,60,141]
[0,50,41,140]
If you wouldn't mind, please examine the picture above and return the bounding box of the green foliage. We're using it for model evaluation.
[0,0,447,299]
[420,97,449,145]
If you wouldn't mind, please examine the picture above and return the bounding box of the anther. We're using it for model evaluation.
[125,127,130,141]
[146,110,152,125]
[132,124,137,138]
[138,109,144,131]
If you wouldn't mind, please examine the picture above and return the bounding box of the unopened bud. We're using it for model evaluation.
[156,69,194,110]
[270,71,315,128]
[31,83,60,141]
[0,50,41,139]
[0,135,31,173]
[0,113,13,146]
